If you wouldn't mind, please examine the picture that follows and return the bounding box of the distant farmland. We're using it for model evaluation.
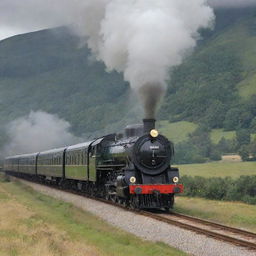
[177,161,256,178]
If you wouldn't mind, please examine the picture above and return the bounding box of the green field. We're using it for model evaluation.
[238,73,256,99]
[175,197,256,232]
[177,161,256,178]
[210,129,236,144]
[158,121,198,143]
[158,120,240,144]
[0,175,186,256]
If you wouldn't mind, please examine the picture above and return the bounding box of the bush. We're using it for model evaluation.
[180,175,256,205]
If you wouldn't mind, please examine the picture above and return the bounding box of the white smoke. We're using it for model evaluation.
[4,111,79,156]
[75,0,215,117]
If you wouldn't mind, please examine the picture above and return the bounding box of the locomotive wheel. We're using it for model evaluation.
[123,199,129,208]
[130,196,139,209]
[110,195,117,203]
[164,207,170,213]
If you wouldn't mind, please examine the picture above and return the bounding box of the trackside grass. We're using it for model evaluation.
[0,174,186,256]
[177,161,256,178]
[175,197,256,233]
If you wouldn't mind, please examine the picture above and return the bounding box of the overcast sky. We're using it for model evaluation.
[0,0,256,41]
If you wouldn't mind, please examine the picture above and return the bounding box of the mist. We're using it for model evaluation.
[3,111,79,156]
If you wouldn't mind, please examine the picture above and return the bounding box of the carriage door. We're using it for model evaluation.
[89,146,97,182]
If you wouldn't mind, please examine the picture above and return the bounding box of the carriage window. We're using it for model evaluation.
[77,153,80,165]
[74,153,76,164]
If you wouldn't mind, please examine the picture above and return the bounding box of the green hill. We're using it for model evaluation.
[159,8,256,132]
[0,28,143,139]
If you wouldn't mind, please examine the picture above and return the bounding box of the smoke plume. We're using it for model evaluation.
[0,0,214,118]
[77,1,215,118]
[4,111,79,156]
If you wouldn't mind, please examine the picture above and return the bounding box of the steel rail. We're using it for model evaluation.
[171,212,256,239]
[139,211,256,250]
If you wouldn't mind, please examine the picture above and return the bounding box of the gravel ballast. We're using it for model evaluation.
[18,179,256,256]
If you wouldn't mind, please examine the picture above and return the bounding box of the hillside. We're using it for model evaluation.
[159,7,256,132]
[0,28,143,139]
[0,7,256,153]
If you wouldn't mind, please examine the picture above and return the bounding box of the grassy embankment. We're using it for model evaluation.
[173,161,256,232]
[0,174,186,256]
[175,197,256,233]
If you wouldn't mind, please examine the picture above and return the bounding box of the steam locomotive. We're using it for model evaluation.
[4,119,183,210]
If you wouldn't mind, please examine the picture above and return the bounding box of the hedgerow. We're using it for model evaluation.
[180,175,256,205]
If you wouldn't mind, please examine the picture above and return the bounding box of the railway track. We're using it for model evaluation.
[8,175,256,251]
[140,211,256,251]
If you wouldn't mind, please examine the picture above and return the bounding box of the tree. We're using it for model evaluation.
[250,117,256,133]
[236,129,251,147]
[248,137,256,160]
[223,108,241,131]
[238,145,250,161]
[188,125,212,157]
[174,142,206,164]
[204,100,226,128]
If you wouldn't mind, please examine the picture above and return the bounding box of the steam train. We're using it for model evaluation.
[4,119,183,210]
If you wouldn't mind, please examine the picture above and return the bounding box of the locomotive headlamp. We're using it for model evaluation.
[173,177,179,183]
[130,176,136,184]
[150,129,159,138]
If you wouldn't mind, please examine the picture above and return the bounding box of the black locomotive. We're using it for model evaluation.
[4,119,183,210]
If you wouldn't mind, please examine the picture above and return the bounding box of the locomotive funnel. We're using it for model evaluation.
[143,119,156,134]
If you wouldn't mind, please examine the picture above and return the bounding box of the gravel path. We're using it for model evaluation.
[18,179,256,256]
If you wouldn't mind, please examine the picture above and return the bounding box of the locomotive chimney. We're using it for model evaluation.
[143,119,156,134]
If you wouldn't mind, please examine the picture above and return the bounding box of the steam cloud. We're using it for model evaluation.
[73,0,215,118]
[4,111,79,156]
